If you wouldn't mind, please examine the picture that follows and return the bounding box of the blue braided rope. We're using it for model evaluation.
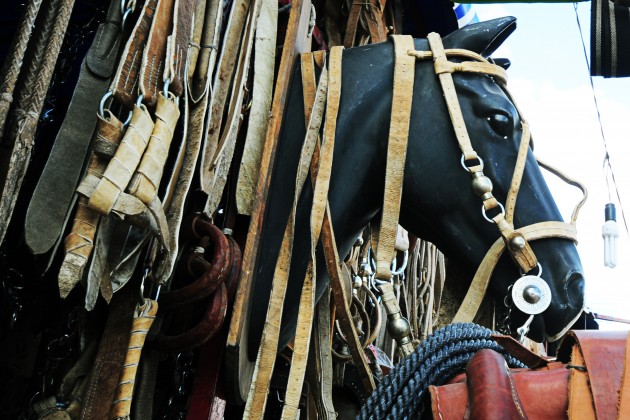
[358,323,527,419]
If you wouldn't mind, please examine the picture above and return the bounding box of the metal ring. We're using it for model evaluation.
[136,94,144,107]
[122,8,133,32]
[481,202,505,223]
[98,91,114,119]
[164,78,171,96]
[521,262,543,278]
[460,154,484,172]
[391,250,409,276]
[123,110,133,127]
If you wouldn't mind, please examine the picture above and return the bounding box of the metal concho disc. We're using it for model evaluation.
[511,276,552,315]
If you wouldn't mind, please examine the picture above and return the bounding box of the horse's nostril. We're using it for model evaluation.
[565,271,585,309]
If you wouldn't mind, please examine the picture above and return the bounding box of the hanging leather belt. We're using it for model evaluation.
[24,0,127,256]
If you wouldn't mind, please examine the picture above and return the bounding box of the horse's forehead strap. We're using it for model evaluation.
[407,48,508,86]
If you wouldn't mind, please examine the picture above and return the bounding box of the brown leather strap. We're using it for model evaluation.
[165,0,194,96]
[139,0,174,106]
[112,0,159,107]
[58,112,125,298]
[466,349,527,419]
[80,281,138,420]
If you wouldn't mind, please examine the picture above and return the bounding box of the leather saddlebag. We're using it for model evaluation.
[429,330,630,419]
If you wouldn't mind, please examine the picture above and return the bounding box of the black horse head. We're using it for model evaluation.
[248,16,584,358]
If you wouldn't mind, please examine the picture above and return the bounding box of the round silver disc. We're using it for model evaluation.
[511,276,552,315]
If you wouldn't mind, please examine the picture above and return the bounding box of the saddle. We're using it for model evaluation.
[429,330,630,419]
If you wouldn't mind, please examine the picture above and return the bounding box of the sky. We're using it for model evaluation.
[469,2,630,330]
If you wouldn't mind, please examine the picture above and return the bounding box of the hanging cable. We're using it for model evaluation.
[573,3,630,242]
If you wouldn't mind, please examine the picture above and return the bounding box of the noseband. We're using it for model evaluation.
[370,34,587,341]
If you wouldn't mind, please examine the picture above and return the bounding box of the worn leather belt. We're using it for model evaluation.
[201,0,261,216]
[24,0,126,255]
[235,0,277,215]
[58,111,125,298]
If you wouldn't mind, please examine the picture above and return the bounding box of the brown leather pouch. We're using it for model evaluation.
[429,330,630,420]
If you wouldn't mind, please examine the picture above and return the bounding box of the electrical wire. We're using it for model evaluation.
[573,2,630,240]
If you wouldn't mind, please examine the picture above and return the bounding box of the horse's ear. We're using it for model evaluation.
[442,16,517,57]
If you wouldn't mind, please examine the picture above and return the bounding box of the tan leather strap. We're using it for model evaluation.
[58,112,125,298]
[110,299,158,419]
[203,0,262,216]
[374,35,416,281]
[322,46,376,394]
[426,33,480,161]
[87,104,155,215]
[567,342,596,419]
[112,0,159,107]
[452,221,578,323]
[281,50,328,420]
[139,0,175,106]
[128,93,179,204]
[235,0,277,215]
[225,0,313,404]
[242,47,329,420]
[378,282,415,356]
[200,0,255,195]
[306,289,336,419]
[505,122,531,225]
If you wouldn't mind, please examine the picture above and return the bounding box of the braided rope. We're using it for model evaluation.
[358,323,527,419]
[0,0,44,136]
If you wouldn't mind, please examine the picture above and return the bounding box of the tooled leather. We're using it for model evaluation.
[466,349,527,420]
[112,0,159,107]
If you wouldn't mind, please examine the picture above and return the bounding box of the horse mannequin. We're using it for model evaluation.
[247,16,585,360]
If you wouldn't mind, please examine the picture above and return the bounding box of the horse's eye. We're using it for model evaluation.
[487,114,511,138]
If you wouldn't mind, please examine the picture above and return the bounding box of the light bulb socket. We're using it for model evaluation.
[605,203,617,222]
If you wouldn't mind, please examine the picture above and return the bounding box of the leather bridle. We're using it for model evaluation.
[374,34,587,336]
